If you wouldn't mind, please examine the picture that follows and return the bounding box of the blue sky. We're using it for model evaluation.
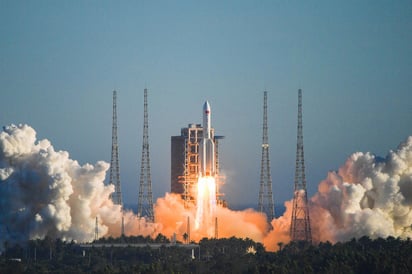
[1,1,411,207]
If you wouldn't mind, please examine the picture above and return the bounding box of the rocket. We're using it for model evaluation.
[199,101,215,177]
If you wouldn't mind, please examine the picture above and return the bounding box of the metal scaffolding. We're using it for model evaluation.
[175,124,225,208]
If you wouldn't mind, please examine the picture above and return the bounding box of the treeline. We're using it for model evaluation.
[1,235,411,273]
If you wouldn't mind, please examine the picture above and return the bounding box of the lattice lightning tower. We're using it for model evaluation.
[95,216,99,241]
[290,89,312,242]
[109,90,122,206]
[138,88,154,222]
[258,91,275,221]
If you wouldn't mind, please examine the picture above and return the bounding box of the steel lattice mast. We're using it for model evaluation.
[258,91,275,221]
[290,89,312,242]
[109,90,122,206]
[138,88,154,222]
[95,216,99,241]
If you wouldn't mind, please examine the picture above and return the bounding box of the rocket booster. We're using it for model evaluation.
[199,101,215,177]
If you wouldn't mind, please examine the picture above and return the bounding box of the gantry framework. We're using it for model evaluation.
[290,89,312,242]
[180,125,201,207]
[171,124,227,207]
[174,124,225,208]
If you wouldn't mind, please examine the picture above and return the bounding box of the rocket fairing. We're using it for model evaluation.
[199,101,215,177]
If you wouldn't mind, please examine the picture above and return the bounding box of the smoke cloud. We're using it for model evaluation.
[154,193,269,243]
[1,124,411,252]
[0,124,156,245]
[263,136,412,249]
[310,136,412,243]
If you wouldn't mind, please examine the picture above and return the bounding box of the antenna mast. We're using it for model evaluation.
[138,88,154,222]
[258,91,275,221]
[290,89,312,242]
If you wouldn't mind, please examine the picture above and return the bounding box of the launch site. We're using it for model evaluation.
[1,1,412,273]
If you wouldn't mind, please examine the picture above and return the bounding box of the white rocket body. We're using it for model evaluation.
[199,101,215,177]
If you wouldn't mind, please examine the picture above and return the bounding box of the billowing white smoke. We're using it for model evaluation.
[310,136,412,243]
[2,123,412,251]
[0,124,154,246]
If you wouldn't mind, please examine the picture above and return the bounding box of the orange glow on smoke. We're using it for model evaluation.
[151,177,292,251]
[152,192,292,251]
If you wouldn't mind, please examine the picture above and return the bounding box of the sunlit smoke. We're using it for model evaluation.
[0,124,157,246]
[1,124,412,252]
[309,136,412,243]
[194,176,217,235]
[264,136,412,250]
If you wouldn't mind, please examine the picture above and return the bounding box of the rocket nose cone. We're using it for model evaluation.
[203,101,211,111]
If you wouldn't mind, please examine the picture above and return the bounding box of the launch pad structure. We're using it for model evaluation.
[171,125,225,208]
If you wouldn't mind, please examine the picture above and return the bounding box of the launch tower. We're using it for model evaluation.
[171,125,225,207]
[290,89,312,242]
[109,90,123,206]
[171,102,225,208]
[258,91,275,221]
[138,88,154,222]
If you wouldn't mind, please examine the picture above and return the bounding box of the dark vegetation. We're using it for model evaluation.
[1,235,411,273]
